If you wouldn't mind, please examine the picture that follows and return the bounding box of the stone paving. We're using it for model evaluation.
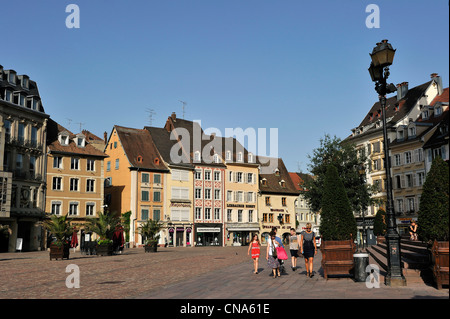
[0,246,448,300]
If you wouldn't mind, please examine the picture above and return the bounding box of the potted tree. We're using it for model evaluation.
[44,214,72,260]
[138,219,162,253]
[373,208,387,244]
[86,211,120,256]
[417,157,449,289]
[320,165,357,279]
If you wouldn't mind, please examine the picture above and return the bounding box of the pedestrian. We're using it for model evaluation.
[271,227,286,273]
[266,231,281,278]
[409,220,418,241]
[289,228,300,271]
[247,233,261,274]
[300,223,317,278]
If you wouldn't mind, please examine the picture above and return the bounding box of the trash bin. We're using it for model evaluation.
[353,253,369,282]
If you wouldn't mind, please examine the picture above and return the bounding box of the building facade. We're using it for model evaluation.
[45,119,107,248]
[0,65,49,252]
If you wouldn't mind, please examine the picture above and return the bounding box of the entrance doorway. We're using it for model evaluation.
[176,230,183,247]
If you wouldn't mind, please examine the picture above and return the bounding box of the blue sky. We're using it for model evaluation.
[1,0,448,173]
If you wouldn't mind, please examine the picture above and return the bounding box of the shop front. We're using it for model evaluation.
[194,223,223,246]
[398,217,416,236]
[226,224,260,246]
[167,225,193,247]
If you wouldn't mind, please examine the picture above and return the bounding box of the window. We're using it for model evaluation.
[141,191,149,201]
[18,123,25,144]
[86,159,95,171]
[204,189,211,200]
[21,77,29,89]
[246,192,253,203]
[404,151,412,164]
[269,213,274,222]
[194,151,201,162]
[86,179,95,192]
[396,199,404,213]
[52,177,62,190]
[53,156,62,169]
[261,178,267,186]
[141,209,149,220]
[262,213,268,222]
[226,151,231,161]
[227,190,232,202]
[372,141,381,153]
[236,172,243,183]
[408,126,416,138]
[195,170,202,180]
[414,149,423,162]
[214,171,221,181]
[70,178,79,191]
[213,154,220,163]
[395,175,402,189]
[4,90,12,102]
[416,172,425,187]
[86,203,95,216]
[142,173,149,183]
[51,202,61,215]
[114,141,117,148]
[153,191,161,202]
[31,127,38,147]
[248,153,253,163]
[214,208,220,220]
[154,174,161,184]
[405,173,414,188]
[237,152,243,162]
[69,202,78,216]
[406,197,415,213]
[153,209,161,221]
[77,137,85,147]
[4,120,11,142]
[394,154,401,166]
[227,209,232,222]
[248,210,253,222]
[247,173,253,184]
[29,156,36,175]
[172,169,189,181]
[16,154,23,170]
[195,188,202,199]
[204,170,211,181]
[265,197,271,206]
[282,197,287,206]
[238,210,243,222]
[195,207,202,220]
[435,106,443,117]
[204,208,211,220]
[285,214,291,224]
[115,159,119,170]
[397,129,404,141]
[106,161,111,171]
[172,187,189,200]
[214,189,221,200]
[8,72,15,84]
[71,158,79,170]
[236,191,243,202]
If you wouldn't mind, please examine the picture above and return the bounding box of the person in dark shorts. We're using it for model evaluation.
[266,231,281,278]
[288,228,300,271]
[300,223,317,278]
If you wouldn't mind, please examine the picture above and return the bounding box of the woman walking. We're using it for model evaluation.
[289,228,300,271]
[266,231,281,278]
[247,234,261,274]
[300,223,317,278]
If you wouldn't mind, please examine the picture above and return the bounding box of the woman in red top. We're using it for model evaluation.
[247,234,261,274]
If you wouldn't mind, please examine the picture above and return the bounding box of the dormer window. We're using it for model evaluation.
[280,180,286,188]
[422,110,429,120]
[396,127,405,141]
[13,92,26,106]
[248,153,253,163]
[261,178,267,186]
[7,71,16,85]
[226,151,231,161]
[19,76,29,90]
[408,125,416,139]
[435,106,443,117]
[213,153,220,163]
[58,132,70,146]
[137,156,143,163]
[274,168,280,176]
[76,134,86,148]
[237,152,243,162]
[4,89,12,102]
[194,151,201,162]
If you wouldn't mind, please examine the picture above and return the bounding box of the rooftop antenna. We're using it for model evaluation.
[75,122,85,132]
[178,100,187,119]
[146,108,156,126]
[66,118,72,130]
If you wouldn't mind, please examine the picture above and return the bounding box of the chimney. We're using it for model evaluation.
[431,73,443,95]
[171,112,177,122]
[104,131,107,144]
[397,82,408,100]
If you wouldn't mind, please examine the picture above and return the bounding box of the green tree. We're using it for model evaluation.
[300,134,375,215]
[418,157,449,242]
[138,219,162,246]
[320,164,357,240]
[86,211,121,244]
[373,208,387,236]
[44,214,72,245]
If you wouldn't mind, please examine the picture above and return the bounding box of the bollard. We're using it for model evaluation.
[353,253,369,282]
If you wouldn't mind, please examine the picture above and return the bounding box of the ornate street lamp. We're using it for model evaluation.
[368,40,406,286]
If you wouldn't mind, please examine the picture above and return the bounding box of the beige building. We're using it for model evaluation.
[45,119,107,248]
[1,65,49,252]
[257,157,299,245]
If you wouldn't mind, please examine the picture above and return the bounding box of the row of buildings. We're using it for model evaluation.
[0,64,317,252]
[345,73,448,237]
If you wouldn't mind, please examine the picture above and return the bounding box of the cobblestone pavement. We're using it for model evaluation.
[0,246,448,300]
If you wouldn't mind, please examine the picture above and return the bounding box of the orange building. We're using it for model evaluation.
[104,126,169,247]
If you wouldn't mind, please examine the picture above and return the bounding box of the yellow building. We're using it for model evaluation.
[104,126,169,247]
[45,119,107,248]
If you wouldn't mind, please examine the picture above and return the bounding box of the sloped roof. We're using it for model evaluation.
[114,125,168,171]
[257,156,299,195]
[47,119,107,157]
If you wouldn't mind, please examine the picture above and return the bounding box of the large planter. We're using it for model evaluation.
[431,240,449,289]
[49,243,70,260]
[96,243,113,256]
[376,236,386,245]
[321,239,356,279]
[144,243,158,253]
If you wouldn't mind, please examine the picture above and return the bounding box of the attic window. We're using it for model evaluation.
[137,156,143,163]
[154,158,160,165]
[58,132,70,146]
[248,153,253,163]
[237,152,243,162]
[274,168,280,176]
[76,135,86,148]
[435,106,443,117]
[280,180,286,188]
[226,151,231,161]
[194,151,201,162]
[261,178,267,186]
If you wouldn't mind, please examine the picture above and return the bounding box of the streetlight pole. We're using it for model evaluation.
[368,40,406,286]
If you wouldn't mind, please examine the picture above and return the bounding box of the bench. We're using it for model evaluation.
[321,239,356,279]
[431,240,449,289]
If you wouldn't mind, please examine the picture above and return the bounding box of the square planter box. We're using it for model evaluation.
[49,243,70,260]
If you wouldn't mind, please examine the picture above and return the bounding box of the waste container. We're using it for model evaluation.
[353,253,369,282]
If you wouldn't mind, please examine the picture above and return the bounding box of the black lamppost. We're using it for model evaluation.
[368,40,406,286]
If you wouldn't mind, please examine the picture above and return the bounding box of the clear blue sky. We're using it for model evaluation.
[2,0,448,173]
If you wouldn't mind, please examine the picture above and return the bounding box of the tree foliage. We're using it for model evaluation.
[85,211,121,242]
[418,157,449,242]
[138,219,162,245]
[44,214,72,244]
[300,134,375,215]
[320,164,357,241]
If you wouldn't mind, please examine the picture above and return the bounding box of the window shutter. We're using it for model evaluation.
[442,146,447,160]
[400,175,405,188]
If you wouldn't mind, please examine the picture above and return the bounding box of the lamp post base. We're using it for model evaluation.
[385,274,407,287]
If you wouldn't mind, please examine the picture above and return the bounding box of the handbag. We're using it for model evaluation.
[276,246,288,260]
[271,240,277,258]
